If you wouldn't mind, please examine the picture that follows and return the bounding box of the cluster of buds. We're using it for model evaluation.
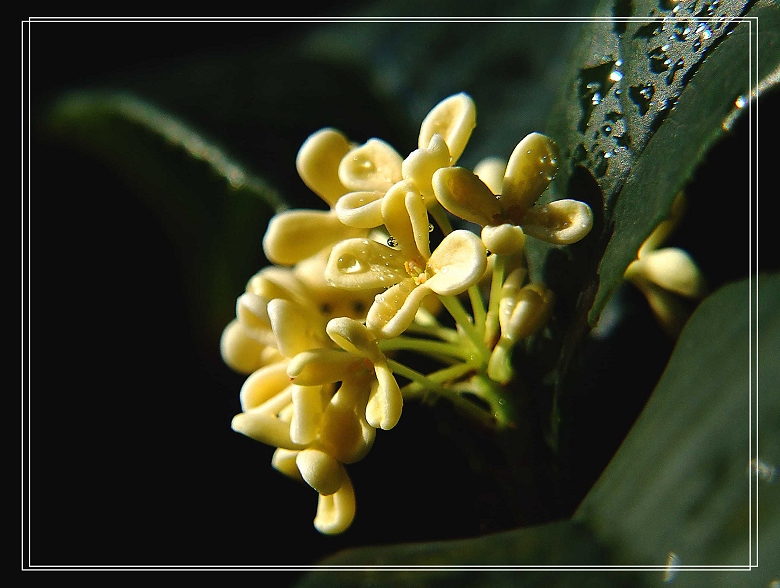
[221,93,594,534]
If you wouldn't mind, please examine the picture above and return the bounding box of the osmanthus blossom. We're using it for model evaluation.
[432,132,594,255]
[262,128,367,266]
[325,178,487,340]
[333,93,476,229]
[220,249,380,374]
[230,300,393,535]
[220,92,615,535]
[219,265,314,374]
[623,192,707,337]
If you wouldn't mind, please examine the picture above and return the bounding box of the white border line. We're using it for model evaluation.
[21,12,762,572]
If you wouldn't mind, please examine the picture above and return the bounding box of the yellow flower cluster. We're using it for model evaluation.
[221,93,594,534]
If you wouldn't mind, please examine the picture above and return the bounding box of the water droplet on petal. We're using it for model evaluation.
[337,254,366,274]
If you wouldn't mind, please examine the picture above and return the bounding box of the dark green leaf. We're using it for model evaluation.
[575,273,780,586]
[294,519,639,588]
[535,0,780,325]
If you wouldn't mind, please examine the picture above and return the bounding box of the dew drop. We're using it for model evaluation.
[735,95,748,109]
[337,254,366,274]
[387,236,398,248]
[428,223,435,233]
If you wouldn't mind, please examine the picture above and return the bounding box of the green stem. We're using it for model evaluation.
[379,336,469,363]
[429,203,454,235]
[439,295,491,365]
[470,374,519,429]
[468,285,487,337]
[388,359,474,399]
[391,361,495,428]
[485,253,507,346]
[406,318,460,343]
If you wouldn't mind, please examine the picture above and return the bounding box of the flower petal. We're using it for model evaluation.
[245,266,307,301]
[521,199,594,245]
[296,448,345,496]
[271,448,303,481]
[480,223,526,256]
[628,248,707,298]
[238,361,291,410]
[338,139,403,192]
[325,238,408,290]
[295,247,380,321]
[432,167,502,227]
[219,319,269,375]
[366,278,431,340]
[326,317,382,361]
[235,293,274,341]
[318,380,375,464]
[366,363,403,430]
[502,133,560,213]
[381,180,428,258]
[425,230,488,296]
[419,92,476,164]
[334,191,385,228]
[231,387,300,449]
[401,134,451,202]
[287,348,368,386]
[267,299,327,358]
[296,128,351,207]
[290,384,325,445]
[314,473,356,535]
[474,157,507,195]
[263,209,363,266]
[499,283,554,341]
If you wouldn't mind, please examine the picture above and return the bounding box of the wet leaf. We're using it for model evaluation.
[536,0,779,325]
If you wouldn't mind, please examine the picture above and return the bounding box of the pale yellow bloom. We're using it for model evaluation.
[624,193,707,337]
[433,133,593,254]
[268,448,356,534]
[263,128,366,266]
[325,180,487,339]
[288,317,402,431]
[219,266,311,374]
[334,93,477,228]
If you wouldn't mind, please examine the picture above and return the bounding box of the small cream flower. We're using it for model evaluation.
[326,180,487,339]
[624,192,707,337]
[334,93,477,228]
[288,316,402,431]
[273,446,357,535]
[219,266,312,374]
[231,303,379,535]
[433,133,593,254]
[263,128,366,266]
